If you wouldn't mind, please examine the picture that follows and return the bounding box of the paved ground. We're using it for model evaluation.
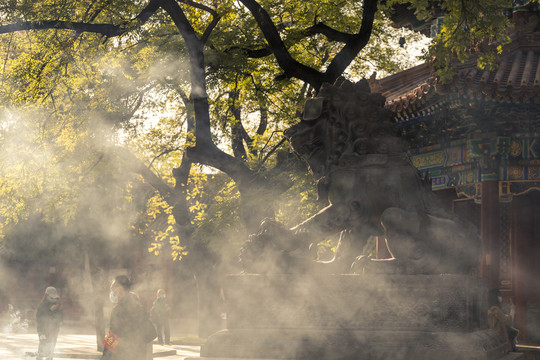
[3,330,540,360]
[3,314,537,360]
[0,316,201,360]
[0,332,201,360]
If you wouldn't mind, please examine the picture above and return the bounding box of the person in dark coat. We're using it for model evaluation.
[150,289,170,345]
[101,275,147,360]
[36,286,63,360]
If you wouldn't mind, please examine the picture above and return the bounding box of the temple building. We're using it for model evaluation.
[372,1,540,343]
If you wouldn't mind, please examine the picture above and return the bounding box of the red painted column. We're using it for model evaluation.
[512,195,529,340]
[480,180,500,290]
[376,236,392,259]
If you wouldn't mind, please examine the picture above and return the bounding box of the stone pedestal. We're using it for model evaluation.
[198,274,522,360]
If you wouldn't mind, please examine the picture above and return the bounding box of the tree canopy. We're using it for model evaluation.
[0,0,517,269]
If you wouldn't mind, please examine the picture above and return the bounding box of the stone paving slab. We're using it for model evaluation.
[0,332,200,360]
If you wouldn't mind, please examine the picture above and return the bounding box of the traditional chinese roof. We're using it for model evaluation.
[370,62,437,119]
[375,5,540,198]
[371,13,540,120]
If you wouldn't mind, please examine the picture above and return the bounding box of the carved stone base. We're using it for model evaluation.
[198,274,522,360]
[202,328,512,360]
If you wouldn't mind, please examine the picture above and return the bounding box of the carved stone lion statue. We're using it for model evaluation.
[239,78,481,275]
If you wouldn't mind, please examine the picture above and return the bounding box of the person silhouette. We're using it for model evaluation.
[150,289,171,345]
[36,286,63,360]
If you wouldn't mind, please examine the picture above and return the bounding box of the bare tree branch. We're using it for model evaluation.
[237,0,325,88]
[148,147,182,168]
[306,22,354,42]
[256,106,267,136]
[159,0,202,57]
[115,147,175,203]
[0,0,161,36]
[84,0,113,23]
[230,88,248,159]
[79,153,105,181]
[261,137,286,165]
[325,0,378,80]
[224,46,273,58]
[0,0,272,191]
[178,0,221,44]
[238,0,379,90]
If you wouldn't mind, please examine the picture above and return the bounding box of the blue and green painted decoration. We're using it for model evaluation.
[410,136,540,201]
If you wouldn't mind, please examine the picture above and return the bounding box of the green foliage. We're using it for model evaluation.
[274,164,321,228]
[1,0,518,266]
[140,167,243,263]
[385,0,514,81]
[0,106,147,268]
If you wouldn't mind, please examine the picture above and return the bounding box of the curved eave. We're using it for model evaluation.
[372,30,540,118]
